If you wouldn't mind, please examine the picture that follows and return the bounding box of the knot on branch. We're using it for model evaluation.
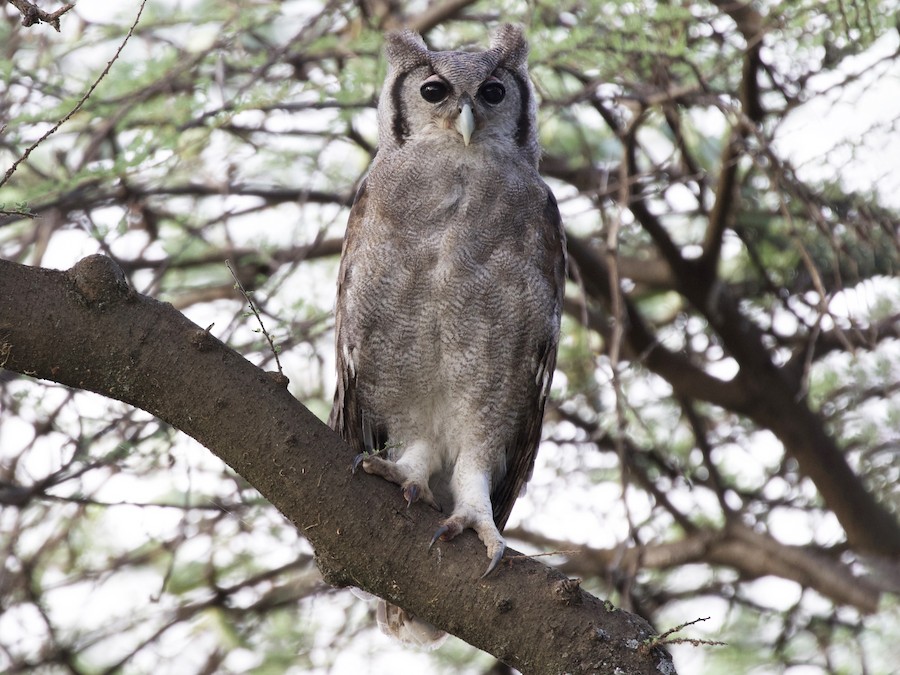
[190,324,220,353]
[553,577,583,605]
[265,370,291,388]
[314,550,353,589]
[495,597,514,614]
[67,254,132,306]
[10,1,74,31]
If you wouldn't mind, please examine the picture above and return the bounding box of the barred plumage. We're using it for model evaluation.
[329,24,566,647]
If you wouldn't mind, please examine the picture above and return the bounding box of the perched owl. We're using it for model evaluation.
[329,24,566,646]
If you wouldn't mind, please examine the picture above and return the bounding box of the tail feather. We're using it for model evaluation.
[376,600,448,650]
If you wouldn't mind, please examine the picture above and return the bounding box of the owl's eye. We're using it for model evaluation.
[420,81,449,103]
[479,81,506,105]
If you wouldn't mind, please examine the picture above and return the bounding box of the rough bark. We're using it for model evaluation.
[0,254,676,675]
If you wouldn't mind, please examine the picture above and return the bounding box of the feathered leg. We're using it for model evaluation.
[355,439,442,510]
[430,462,505,577]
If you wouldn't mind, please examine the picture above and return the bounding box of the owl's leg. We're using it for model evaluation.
[430,467,505,577]
[355,440,441,511]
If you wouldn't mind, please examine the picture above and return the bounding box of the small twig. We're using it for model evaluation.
[0,0,147,189]
[0,203,37,218]
[0,339,12,368]
[655,616,712,641]
[642,616,728,650]
[506,549,581,561]
[7,0,74,31]
[225,259,284,377]
[610,139,641,593]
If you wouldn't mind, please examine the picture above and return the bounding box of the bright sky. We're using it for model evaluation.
[774,31,900,207]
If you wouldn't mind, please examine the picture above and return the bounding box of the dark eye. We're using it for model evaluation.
[420,81,449,103]
[479,81,505,105]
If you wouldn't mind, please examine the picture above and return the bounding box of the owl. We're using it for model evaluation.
[329,24,566,645]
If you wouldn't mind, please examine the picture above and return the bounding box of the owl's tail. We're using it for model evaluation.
[376,600,449,650]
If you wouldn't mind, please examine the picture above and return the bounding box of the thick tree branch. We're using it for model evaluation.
[0,255,674,675]
[507,523,881,614]
[567,235,750,411]
[698,132,742,281]
[700,284,900,556]
[568,71,900,554]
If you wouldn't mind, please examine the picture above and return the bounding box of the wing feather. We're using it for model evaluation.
[490,189,567,529]
[329,179,385,455]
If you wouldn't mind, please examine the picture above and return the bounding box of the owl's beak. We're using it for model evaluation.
[456,98,475,146]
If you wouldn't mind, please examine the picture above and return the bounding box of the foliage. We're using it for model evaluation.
[1,0,898,672]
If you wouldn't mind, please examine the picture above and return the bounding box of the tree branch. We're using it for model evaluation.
[507,523,881,614]
[698,131,742,282]
[6,0,74,31]
[1,0,145,189]
[567,235,750,411]
[700,284,900,556]
[784,313,900,375]
[404,0,480,34]
[569,235,900,557]
[0,255,675,675]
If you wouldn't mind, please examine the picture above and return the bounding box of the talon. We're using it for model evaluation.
[481,541,506,579]
[430,524,450,548]
[404,484,419,507]
[351,453,366,474]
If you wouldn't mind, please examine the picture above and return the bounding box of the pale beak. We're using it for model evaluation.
[456,101,475,146]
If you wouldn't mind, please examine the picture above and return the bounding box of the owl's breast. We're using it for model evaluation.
[344,146,559,431]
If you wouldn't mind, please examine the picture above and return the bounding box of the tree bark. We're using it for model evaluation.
[0,255,675,675]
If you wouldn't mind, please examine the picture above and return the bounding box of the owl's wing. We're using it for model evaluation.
[491,189,567,530]
[328,178,386,456]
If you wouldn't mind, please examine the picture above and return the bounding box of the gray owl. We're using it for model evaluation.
[329,24,566,646]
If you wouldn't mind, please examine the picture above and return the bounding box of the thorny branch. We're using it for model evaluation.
[0,0,147,192]
[6,0,74,31]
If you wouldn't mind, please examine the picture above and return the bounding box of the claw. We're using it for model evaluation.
[481,541,506,579]
[429,524,451,548]
[351,453,366,474]
[404,483,419,507]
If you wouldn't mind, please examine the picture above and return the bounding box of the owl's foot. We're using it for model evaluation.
[403,482,442,510]
[430,514,506,578]
[351,452,374,474]
[355,455,440,511]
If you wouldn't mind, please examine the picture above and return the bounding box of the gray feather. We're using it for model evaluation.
[329,23,566,647]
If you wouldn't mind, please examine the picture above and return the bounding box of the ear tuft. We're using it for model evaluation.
[384,29,430,69]
[490,23,528,68]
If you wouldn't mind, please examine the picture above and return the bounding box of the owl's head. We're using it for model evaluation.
[377,24,539,166]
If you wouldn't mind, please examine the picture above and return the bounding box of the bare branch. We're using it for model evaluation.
[0,0,147,189]
[567,234,750,411]
[508,523,881,614]
[6,0,73,31]
[405,0,480,34]
[699,132,743,281]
